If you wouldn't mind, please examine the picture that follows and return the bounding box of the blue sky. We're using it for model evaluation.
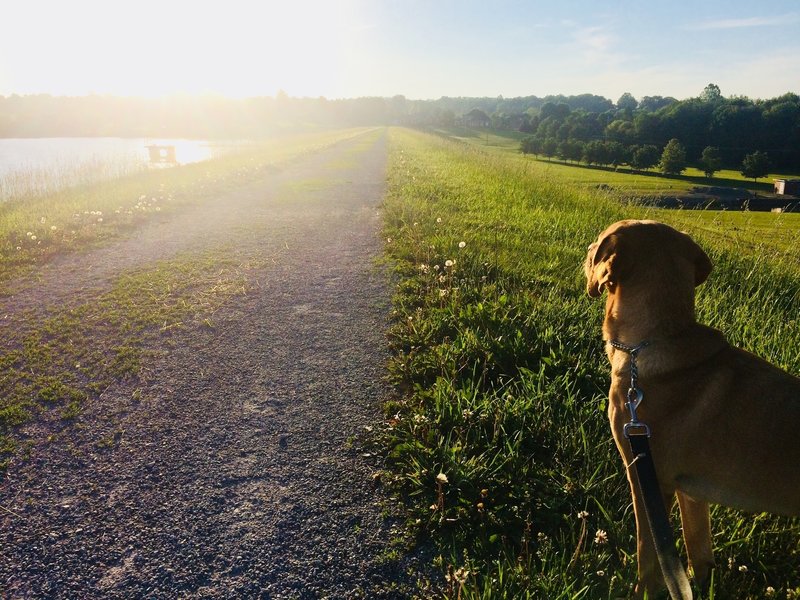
[2,0,799,101]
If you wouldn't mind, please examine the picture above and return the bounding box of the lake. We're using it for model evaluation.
[0,138,237,201]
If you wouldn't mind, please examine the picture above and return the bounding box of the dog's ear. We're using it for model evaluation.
[678,231,713,286]
[586,233,630,297]
[691,239,713,286]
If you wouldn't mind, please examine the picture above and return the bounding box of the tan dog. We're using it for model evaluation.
[584,219,800,598]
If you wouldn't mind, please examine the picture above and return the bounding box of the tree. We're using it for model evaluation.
[740,151,770,182]
[519,136,541,156]
[659,138,687,175]
[700,83,722,103]
[630,145,660,171]
[583,140,610,166]
[699,146,723,178]
[541,138,558,160]
[557,140,584,163]
[617,92,638,111]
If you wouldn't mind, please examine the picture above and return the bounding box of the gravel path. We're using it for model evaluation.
[0,131,430,598]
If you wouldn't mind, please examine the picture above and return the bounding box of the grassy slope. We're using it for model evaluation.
[435,126,800,198]
[382,128,800,598]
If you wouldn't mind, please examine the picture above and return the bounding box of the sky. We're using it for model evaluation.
[2,0,799,102]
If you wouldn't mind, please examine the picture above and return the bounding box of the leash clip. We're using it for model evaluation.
[609,340,651,439]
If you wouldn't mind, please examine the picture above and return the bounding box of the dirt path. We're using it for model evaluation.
[0,131,428,598]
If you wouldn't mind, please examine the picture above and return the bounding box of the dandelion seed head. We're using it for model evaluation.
[444,259,454,268]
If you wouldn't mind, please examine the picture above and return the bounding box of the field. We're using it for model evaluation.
[436,126,798,199]
[381,127,800,598]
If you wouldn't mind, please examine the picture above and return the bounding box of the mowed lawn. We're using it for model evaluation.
[381,127,800,598]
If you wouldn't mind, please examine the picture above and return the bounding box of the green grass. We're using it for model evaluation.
[435,126,799,199]
[381,127,800,598]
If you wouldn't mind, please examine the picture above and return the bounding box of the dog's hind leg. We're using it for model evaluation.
[677,492,715,588]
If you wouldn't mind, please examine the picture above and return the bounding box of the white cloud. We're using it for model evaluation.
[688,13,800,30]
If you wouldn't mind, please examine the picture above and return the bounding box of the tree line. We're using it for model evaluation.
[514,84,800,173]
[0,84,797,172]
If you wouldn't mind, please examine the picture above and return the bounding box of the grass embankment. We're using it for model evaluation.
[0,127,379,474]
[435,126,799,199]
[381,127,800,598]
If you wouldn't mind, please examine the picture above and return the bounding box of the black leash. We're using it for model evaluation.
[609,340,693,600]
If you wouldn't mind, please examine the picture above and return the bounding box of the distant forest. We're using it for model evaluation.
[1,84,798,170]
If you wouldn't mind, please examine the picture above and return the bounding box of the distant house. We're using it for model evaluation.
[774,179,800,196]
[461,108,491,129]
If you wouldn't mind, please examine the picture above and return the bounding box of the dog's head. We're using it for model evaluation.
[584,220,712,298]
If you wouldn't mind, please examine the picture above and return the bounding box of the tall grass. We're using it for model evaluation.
[381,128,800,598]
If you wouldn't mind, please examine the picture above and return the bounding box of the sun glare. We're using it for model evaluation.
[4,0,358,98]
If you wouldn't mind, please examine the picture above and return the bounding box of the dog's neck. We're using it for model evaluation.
[602,282,697,346]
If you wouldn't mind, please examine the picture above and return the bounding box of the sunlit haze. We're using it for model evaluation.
[3,0,799,101]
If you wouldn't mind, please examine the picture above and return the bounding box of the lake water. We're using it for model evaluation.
[0,138,235,201]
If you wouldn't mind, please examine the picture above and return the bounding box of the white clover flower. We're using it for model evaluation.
[97,218,103,223]
[436,472,449,484]
[738,565,748,573]
[458,241,466,248]
[50,225,57,231]
[30,235,37,241]
[766,587,776,597]
[596,570,605,577]
[26,231,32,237]
[594,529,608,544]
[454,567,469,584]
[577,510,590,520]
[436,217,442,223]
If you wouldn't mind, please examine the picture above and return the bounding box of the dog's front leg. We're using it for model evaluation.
[677,491,715,588]
[626,467,668,598]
